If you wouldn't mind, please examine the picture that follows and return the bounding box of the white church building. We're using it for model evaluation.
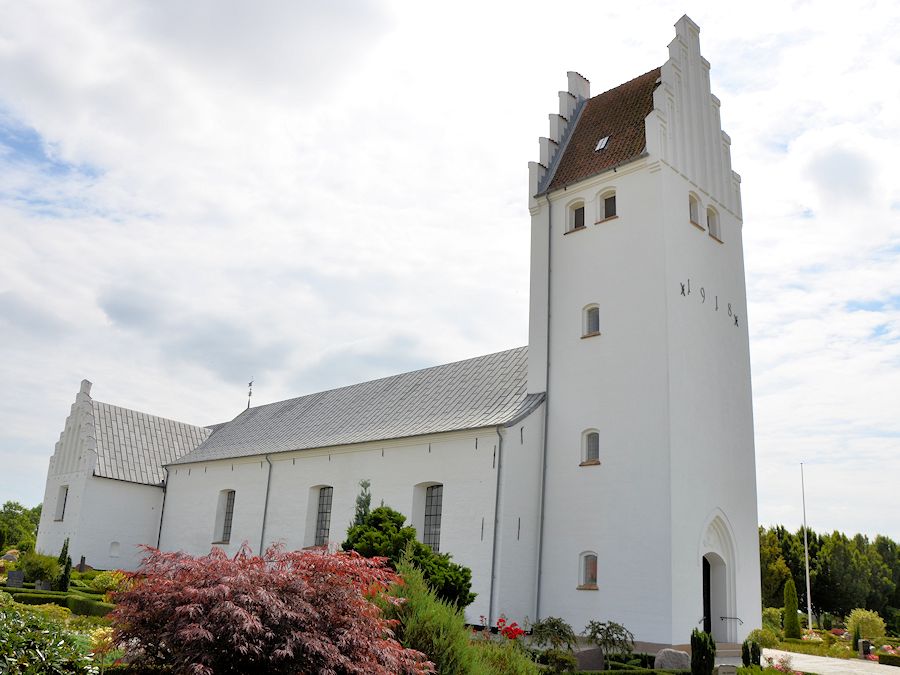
[37,16,761,646]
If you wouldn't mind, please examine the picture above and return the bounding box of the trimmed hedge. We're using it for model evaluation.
[67,595,114,617]
[880,653,900,667]
[9,593,69,608]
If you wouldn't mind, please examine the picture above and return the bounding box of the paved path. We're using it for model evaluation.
[758,648,898,674]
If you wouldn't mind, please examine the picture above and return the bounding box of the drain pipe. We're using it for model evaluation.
[487,426,505,626]
[259,455,273,555]
[534,193,553,620]
[156,467,169,549]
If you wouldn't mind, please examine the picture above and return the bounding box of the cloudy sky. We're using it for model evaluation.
[1,0,898,542]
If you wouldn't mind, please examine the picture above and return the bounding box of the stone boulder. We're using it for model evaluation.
[654,648,690,670]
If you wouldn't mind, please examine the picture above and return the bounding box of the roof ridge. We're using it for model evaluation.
[249,345,528,410]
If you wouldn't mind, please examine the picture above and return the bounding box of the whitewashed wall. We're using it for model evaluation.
[160,411,544,625]
[527,15,759,645]
[36,382,165,571]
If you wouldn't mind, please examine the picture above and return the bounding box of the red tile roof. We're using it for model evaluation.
[546,67,661,192]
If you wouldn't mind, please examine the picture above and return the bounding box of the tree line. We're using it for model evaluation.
[760,525,900,628]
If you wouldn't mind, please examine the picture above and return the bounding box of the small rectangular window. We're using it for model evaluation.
[54,485,69,521]
[314,486,333,546]
[584,554,598,585]
[574,206,585,230]
[586,433,600,462]
[604,195,616,219]
[585,307,600,336]
[423,484,443,552]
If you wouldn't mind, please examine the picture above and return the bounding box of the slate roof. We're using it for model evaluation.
[546,67,661,192]
[172,346,542,465]
[91,401,211,485]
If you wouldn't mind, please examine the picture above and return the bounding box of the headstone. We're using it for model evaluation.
[715,666,738,675]
[6,570,24,587]
[860,639,871,657]
[654,648,690,670]
[35,580,53,591]
[574,647,604,670]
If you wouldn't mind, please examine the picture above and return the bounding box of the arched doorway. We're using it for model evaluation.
[700,512,738,643]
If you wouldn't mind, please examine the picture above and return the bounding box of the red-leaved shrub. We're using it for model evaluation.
[111,544,433,675]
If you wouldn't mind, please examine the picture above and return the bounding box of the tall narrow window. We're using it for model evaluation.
[603,194,616,219]
[214,489,236,544]
[583,305,600,337]
[314,486,333,546]
[707,207,721,240]
[582,430,600,464]
[689,194,701,226]
[423,484,443,552]
[579,551,598,589]
[54,485,69,521]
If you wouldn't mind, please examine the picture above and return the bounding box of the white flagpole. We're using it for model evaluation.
[801,463,814,632]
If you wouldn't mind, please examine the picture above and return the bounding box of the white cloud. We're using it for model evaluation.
[0,0,899,543]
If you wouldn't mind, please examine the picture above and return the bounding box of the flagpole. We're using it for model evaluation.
[801,463,813,632]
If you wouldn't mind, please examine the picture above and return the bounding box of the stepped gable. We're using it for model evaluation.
[546,67,661,191]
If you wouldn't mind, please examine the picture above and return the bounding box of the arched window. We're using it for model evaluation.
[707,207,721,241]
[581,429,600,465]
[579,551,598,589]
[314,486,333,546]
[689,194,701,226]
[568,201,586,232]
[599,190,617,221]
[423,484,443,552]
[213,489,236,544]
[413,482,444,553]
[583,305,600,337]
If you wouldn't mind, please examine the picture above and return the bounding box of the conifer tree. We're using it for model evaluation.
[783,577,802,638]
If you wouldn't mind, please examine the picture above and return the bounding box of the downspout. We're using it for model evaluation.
[259,455,273,555]
[535,193,553,620]
[156,467,169,549]
[488,426,504,626]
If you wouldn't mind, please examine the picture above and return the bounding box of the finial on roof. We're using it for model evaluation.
[80,379,92,396]
[247,379,253,410]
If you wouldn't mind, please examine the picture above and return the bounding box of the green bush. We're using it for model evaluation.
[746,627,779,649]
[531,615,577,651]
[67,595,115,617]
[879,653,900,667]
[343,506,475,609]
[18,551,61,584]
[690,628,715,675]
[471,640,540,675]
[846,608,886,639]
[822,614,833,630]
[542,648,578,672]
[382,554,478,675]
[782,578,801,639]
[90,569,127,594]
[0,606,97,673]
[761,607,782,634]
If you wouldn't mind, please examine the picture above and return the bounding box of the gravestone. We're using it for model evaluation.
[860,639,871,657]
[35,580,53,591]
[715,666,737,675]
[654,648,690,670]
[6,570,24,587]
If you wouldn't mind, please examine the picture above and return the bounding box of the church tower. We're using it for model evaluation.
[527,16,761,645]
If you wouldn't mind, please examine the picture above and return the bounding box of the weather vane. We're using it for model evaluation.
[247,379,253,410]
